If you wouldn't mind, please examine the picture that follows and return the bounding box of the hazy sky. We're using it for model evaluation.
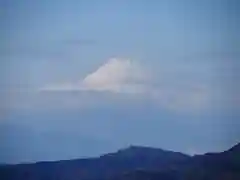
[0,0,239,163]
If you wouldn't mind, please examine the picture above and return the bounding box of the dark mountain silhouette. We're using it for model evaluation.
[0,143,239,180]
[113,143,240,180]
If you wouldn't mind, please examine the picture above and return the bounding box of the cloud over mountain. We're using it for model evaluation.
[41,58,151,94]
[38,58,211,113]
[81,58,150,93]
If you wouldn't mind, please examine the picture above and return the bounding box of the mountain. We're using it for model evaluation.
[113,143,240,180]
[0,143,239,180]
[0,145,190,180]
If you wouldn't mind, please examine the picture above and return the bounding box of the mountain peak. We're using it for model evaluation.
[122,145,163,151]
[100,145,190,160]
[115,145,166,155]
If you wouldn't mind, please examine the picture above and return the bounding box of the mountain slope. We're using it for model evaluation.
[0,145,190,180]
[0,143,239,180]
[113,143,240,180]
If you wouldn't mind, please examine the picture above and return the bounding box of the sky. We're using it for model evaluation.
[0,0,240,163]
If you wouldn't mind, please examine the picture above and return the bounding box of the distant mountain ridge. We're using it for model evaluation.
[0,143,239,180]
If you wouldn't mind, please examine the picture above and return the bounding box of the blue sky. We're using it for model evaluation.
[0,0,239,163]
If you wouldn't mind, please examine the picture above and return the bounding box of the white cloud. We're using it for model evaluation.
[41,58,151,94]
[82,58,145,92]
[38,57,211,113]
